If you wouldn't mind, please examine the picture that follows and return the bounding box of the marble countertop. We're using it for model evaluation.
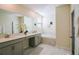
[0,32,41,43]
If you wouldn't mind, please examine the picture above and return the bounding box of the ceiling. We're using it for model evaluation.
[22,4,60,17]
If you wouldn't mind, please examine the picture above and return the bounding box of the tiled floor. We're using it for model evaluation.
[24,44,71,55]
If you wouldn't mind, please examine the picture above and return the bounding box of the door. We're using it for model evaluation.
[56,5,72,50]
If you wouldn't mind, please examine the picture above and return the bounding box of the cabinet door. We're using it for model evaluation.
[35,36,39,46]
[35,34,41,46]
[38,34,42,43]
[0,45,13,55]
[22,38,29,50]
[13,42,23,55]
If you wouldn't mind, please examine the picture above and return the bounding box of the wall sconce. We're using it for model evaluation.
[50,21,53,25]
[48,21,53,28]
[34,23,36,26]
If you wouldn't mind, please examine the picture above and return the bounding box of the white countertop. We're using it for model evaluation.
[0,32,41,43]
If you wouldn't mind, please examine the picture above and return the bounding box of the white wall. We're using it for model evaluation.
[33,16,43,33]
[42,7,56,39]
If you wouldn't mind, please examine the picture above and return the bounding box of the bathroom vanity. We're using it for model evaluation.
[0,33,41,55]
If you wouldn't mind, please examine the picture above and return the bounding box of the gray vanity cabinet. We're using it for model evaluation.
[0,33,41,55]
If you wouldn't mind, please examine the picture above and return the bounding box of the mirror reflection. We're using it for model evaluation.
[0,9,42,36]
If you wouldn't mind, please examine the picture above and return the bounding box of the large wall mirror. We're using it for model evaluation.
[0,9,39,36]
